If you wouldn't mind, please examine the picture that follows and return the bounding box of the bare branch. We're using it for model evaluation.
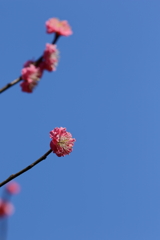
[0,77,22,94]
[0,149,52,187]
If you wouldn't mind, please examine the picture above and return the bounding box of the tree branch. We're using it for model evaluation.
[0,34,60,94]
[0,149,52,187]
[0,77,22,93]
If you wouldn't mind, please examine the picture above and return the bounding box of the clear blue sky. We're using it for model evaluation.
[0,0,160,239]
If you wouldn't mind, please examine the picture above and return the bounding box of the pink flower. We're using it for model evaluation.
[6,182,20,195]
[21,63,43,81]
[20,63,43,93]
[46,18,73,36]
[20,80,38,93]
[50,127,76,157]
[43,43,59,72]
[0,200,14,217]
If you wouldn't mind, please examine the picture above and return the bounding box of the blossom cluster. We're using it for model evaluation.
[20,43,59,93]
[20,18,72,93]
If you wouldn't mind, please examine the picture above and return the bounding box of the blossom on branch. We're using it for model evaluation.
[20,62,43,93]
[46,18,73,36]
[0,200,14,217]
[50,127,76,157]
[42,43,59,72]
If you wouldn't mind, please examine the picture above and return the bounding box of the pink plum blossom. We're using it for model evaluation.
[0,200,14,217]
[20,80,38,93]
[50,127,76,157]
[6,182,20,195]
[46,18,73,36]
[42,43,59,72]
[20,63,43,93]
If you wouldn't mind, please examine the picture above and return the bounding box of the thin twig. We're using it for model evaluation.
[0,34,60,94]
[0,149,52,187]
[0,77,22,93]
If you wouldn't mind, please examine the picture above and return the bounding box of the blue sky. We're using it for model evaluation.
[0,0,160,239]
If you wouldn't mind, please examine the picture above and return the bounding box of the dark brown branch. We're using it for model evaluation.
[0,76,22,93]
[0,34,60,94]
[0,149,52,187]
[52,33,60,44]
